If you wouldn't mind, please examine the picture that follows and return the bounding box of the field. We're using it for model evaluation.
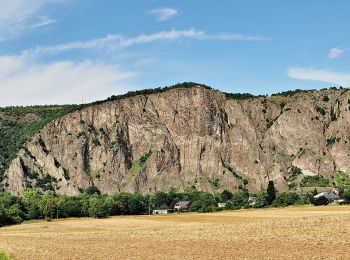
[1,205,350,259]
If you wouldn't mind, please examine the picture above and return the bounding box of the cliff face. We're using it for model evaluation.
[3,86,350,195]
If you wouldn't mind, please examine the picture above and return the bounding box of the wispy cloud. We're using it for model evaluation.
[0,27,269,106]
[0,0,64,41]
[288,67,350,86]
[329,47,343,59]
[0,55,137,106]
[148,7,178,21]
[27,28,268,56]
[28,16,57,28]
[200,33,268,41]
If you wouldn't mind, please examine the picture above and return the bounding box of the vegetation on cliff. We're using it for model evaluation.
[0,105,79,181]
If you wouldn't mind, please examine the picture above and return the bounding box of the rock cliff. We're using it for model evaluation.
[3,85,350,195]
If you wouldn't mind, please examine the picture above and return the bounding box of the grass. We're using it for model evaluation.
[129,160,143,176]
[1,205,350,259]
[0,251,11,260]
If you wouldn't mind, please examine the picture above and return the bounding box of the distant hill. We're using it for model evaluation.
[1,82,349,195]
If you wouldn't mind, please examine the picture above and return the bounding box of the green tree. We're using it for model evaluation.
[254,191,268,208]
[243,179,249,186]
[221,190,233,202]
[335,172,350,193]
[272,192,300,207]
[88,197,109,218]
[22,188,42,219]
[266,181,276,205]
[40,193,60,219]
[231,192,248,208]
[85,186,101,195]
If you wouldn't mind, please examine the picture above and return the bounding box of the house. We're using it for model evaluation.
[152,209,174,215]
[314,192,337,200]
[217,203,226,208]
[174,201,190,211]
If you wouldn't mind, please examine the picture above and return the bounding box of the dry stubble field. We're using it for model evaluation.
[1,205,350,259]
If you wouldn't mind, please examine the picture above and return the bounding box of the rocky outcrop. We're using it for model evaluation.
[3,86,350,195]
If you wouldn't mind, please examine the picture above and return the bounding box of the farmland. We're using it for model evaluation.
[1,205,350,259]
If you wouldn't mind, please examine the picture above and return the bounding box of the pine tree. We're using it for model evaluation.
[266,181,276,205]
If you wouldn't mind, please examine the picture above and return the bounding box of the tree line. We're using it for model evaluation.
[0,181,317,227]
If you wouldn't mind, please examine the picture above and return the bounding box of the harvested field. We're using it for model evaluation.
[1,205,350,259]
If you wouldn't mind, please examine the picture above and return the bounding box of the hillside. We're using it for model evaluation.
[0,105,79,181]
[2,83,350,195]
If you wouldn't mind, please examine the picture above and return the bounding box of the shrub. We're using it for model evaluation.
[230,192,248,208]
[301,176,329,187]
[221,190,233,201]
[253,191,268,208]
[335,171,350,192]
[85,186,101,195]
[139,150,153,164]
[312,196,328,206]
[272,192,300,207]
[315,106,326,115]
[289,166,302,177]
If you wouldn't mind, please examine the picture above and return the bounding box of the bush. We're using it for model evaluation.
[88,197,110,218]
[85,186,101,195]
[221,190,233,201]
[315,106,326,116]
[253,191,268,208]
[301,176,329,187]
[312,196,328,206]
[272,192,300,207]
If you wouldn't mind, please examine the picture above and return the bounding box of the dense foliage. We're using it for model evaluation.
[0,105,79,181]
[300,176,330,187]
[0,181,316,227]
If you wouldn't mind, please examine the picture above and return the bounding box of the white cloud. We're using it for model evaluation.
[27,28,268,56]
[28,16,57,28]
[0,0,64,41]
[0,55,137,106]
[148,7,178,21]
[288,67,350,86]
[200,33,268,41]
[329,47,344,59]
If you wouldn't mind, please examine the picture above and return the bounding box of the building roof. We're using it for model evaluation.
[174,201,190,208]
[314,192,337,199]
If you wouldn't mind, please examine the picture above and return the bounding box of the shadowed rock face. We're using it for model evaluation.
[3,86,350,195]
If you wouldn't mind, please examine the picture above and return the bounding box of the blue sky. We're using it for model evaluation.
[0,0,349,105]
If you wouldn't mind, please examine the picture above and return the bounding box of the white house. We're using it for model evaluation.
[152,209,173,215]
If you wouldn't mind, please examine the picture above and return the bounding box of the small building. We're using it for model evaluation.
[152,209,173,215]
[174,201,190,211]
[217,203,226,208]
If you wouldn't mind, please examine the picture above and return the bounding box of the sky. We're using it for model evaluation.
[0,0,350,106]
